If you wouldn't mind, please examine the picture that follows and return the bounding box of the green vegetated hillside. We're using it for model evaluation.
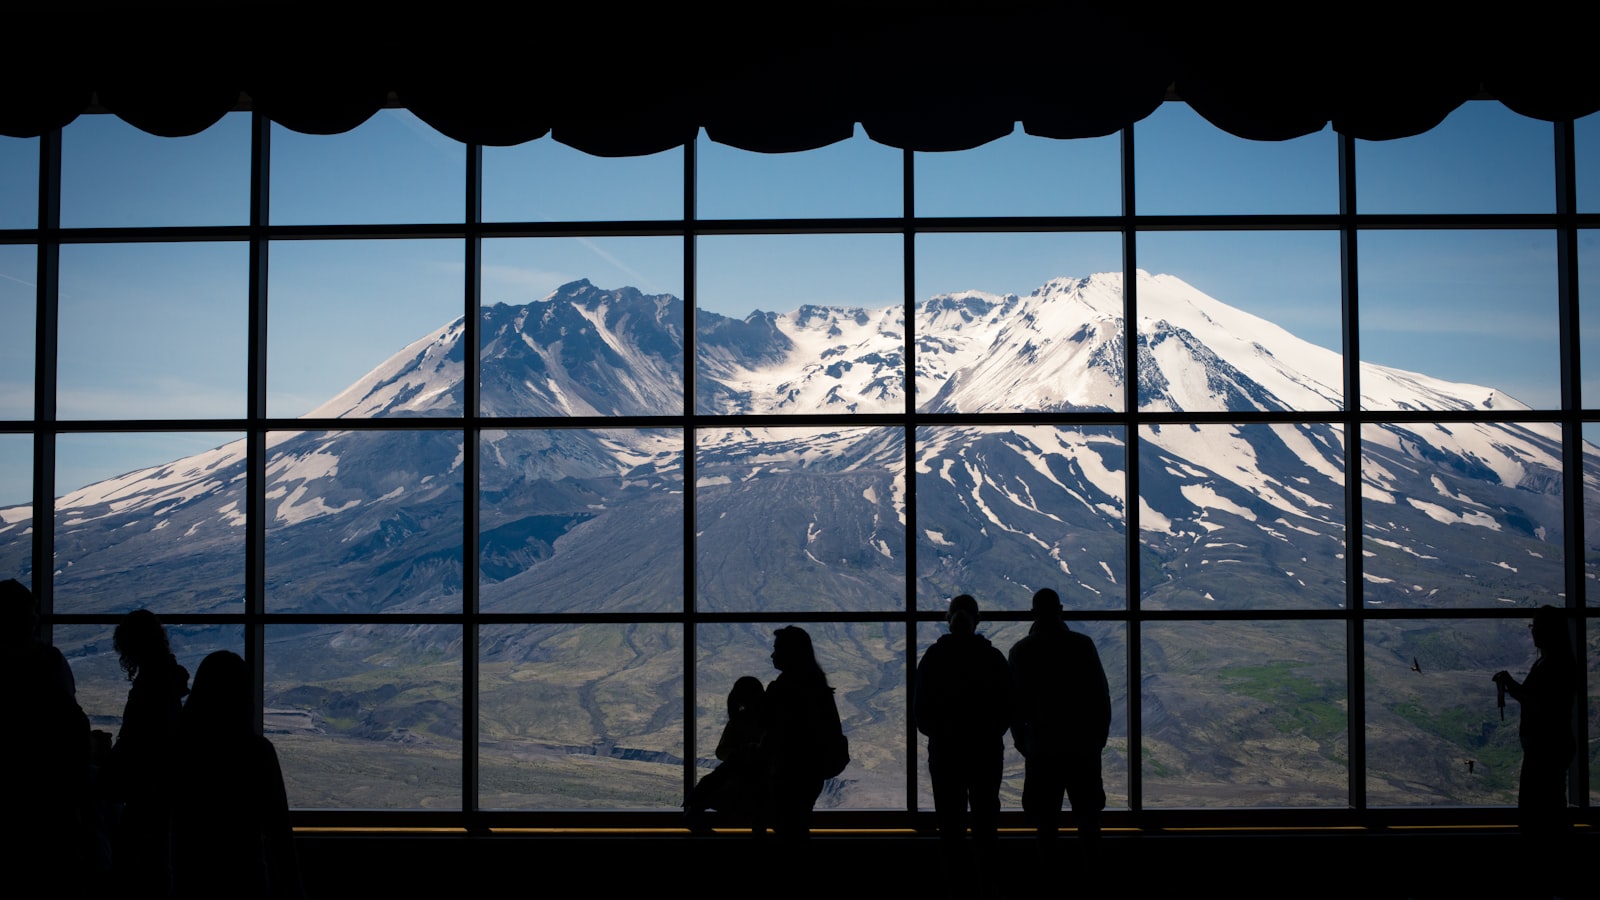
[233,614,1544,810]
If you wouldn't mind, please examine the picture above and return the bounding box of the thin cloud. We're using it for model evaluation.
[576,237,665,295]
[0,269,36,290]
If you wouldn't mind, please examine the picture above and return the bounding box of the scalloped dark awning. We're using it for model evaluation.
[4,6,1596,154]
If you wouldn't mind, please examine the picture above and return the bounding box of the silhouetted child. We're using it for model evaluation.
[686,675,766,832]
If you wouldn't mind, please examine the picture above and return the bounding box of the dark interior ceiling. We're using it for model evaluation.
[5,4,1598,154]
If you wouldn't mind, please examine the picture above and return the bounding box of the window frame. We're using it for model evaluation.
[3,107,1594,829]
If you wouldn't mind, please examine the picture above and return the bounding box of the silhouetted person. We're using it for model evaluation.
[104,609,189,897]
[172,651,302,899]
[762,626,844,843]
[686,675,767,832]
[914,594,1010,892]
[1008,588,1110,868]
[1493,606,1576,837]
[2,578,90,877]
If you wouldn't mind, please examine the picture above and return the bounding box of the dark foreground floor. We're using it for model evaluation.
[297,826,1595,900]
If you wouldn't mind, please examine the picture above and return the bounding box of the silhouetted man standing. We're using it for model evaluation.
[914,594,1010,888]
[1008,587,1110,862]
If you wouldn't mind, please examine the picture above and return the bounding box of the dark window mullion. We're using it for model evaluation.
[245,112,270,732]
[1552,118,1589,808]
[32,128,61,625]
[902,146,919,814]
[1120,123,1143,817]
[463,141,484,826]
[682,133,699,805]
[1338,131,1367,813]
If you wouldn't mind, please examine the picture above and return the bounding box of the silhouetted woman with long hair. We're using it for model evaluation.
[172,650,302,899]
[762,626,841,842]
[106,609,189,896]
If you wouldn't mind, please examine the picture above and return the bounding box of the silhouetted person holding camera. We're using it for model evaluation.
[3,578,90,877]
[1008,588,1110,872]
[915,594,1010,893]
[173,650,302,899]
[104,609,189,896]
[1493,605,1576,837]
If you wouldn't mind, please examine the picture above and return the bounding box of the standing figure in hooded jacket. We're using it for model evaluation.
[914,594,1011,890]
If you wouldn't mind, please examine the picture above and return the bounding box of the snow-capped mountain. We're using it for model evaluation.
[3,271,1589,619]
[5,270,1586,811]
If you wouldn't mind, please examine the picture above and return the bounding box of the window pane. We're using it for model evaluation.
[1359,230,1559,411]
[1357,101,1554,214]
[696,234,904,415]
[1580,231,1600,408]
[58,242,247,419]
[483,139,681,222]
[1142,620,1348,807]
[480,623,682,809]
[1589,628,1599,805]
[913,232,1123,413]
[479,429,683,614]
[271,110,465,225]
[1365,618,1527,806]
[480,237,684,416]
[265,429,463,614]
[1578,111,1600,213]
[1361,422,1566,609]
[917,425,1126,613]
[0,432,31,585]
[54,432,246,614]
[914,619,1128,811]
[61,112,249,227]
[1135,103,1336,214]
[268,239,463,418]
[1140,423,1346,610]
[57,622,243,745]
[1586,424,1600,607]
[914,132,1119,216]
[0,243,33,419]
[696,621,907,810]
[0,135,36,228]
[1138,231,1343,413]
[697,127,901,219]
[696,426,905,613]
[266,622,461,809]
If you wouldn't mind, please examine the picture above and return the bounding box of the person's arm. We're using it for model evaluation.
[1007,648,1028,755]
[715,719,739,761]
[1492,670,1524,702]
[913,652,936,739]
[1089,642,1112,749]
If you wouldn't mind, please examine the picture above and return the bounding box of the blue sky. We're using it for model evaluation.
[0,101,1597,504]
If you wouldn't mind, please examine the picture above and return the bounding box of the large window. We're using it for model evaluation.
[1,102,1594,824]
